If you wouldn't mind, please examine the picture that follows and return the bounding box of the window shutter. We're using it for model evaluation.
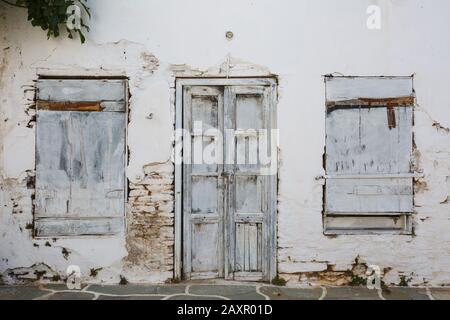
[324,77,415,234]
[34,79,127,237]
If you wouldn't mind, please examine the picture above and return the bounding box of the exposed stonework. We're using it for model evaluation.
[124,161,175,279]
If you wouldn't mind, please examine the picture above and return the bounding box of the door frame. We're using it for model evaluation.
[174,78,278,281]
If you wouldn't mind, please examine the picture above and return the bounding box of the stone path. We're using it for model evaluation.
[0,284,448,300]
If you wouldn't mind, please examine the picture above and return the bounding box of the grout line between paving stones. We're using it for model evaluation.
[162,285,229,300]
[255,285,270,300]
[319,287,327,300]
[30,283,277,300]
[34,287,167,300]
[377,289,385,300]
[16,284,445,300]
[426,287,435,300]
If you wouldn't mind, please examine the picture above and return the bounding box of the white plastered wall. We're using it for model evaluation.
[0,0,449,285]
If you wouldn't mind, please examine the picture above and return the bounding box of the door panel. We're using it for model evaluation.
[183,86,224,280]
[191,222,220,275]
[235,176,263,213]
[182,82,276,282]
[191,176,219,214]
[235,93,264,130]
[235,223,263,272]
[225,86,271,281]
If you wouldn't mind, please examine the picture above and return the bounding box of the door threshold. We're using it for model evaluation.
[180,279,269,286]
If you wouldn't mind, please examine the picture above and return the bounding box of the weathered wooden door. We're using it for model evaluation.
[181,80,277,282]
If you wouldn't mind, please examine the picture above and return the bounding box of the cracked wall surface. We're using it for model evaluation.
[0,0,449,286]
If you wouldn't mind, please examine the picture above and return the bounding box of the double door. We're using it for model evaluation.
[181,80,277,281]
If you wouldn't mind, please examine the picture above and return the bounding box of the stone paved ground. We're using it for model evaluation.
[0,284,449,300]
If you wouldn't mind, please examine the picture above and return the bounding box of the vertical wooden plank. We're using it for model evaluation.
[182,86,225,280]
[35,111,72,217]
[244,224,249,271]
[224,86,235,280]
[174,80,183,280]
[257,223,263,274]
[182,86,193,279]
[248,224,258,271]
[227,84,275,280]
[266,82,278,281]
[217,90,225,279]
[235,223,244,272]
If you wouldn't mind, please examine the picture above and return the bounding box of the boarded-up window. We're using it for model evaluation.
[324,76,415,234]
[34,79,127,237]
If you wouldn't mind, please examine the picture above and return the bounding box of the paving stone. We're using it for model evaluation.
[324,287,381,300]
[382,288,430,300]
[259,286,322,300]
[168,295,224,300]
[0,286,48,300]
[43,284,88,291]
[87,284,186,295]
[430,288,450,300]
[46,292,95,300]
[189,285,264,300]
[97,295,165,300]
[1,284,446,300]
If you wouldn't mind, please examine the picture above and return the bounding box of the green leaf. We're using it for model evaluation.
[17,0,90,44]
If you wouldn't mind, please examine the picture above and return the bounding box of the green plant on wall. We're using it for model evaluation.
[1,0,90,43]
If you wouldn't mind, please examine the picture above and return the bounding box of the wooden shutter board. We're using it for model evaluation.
[325,76,414,102]
[37,101,126,112]
[324,77,414,234]
[326,96,414,108]
[37,101,102,112]
[34,217,123,237]
[35,79,127,237]
[36,79,126,102]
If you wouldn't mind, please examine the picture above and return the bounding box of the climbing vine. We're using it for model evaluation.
[1,0,90,43]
